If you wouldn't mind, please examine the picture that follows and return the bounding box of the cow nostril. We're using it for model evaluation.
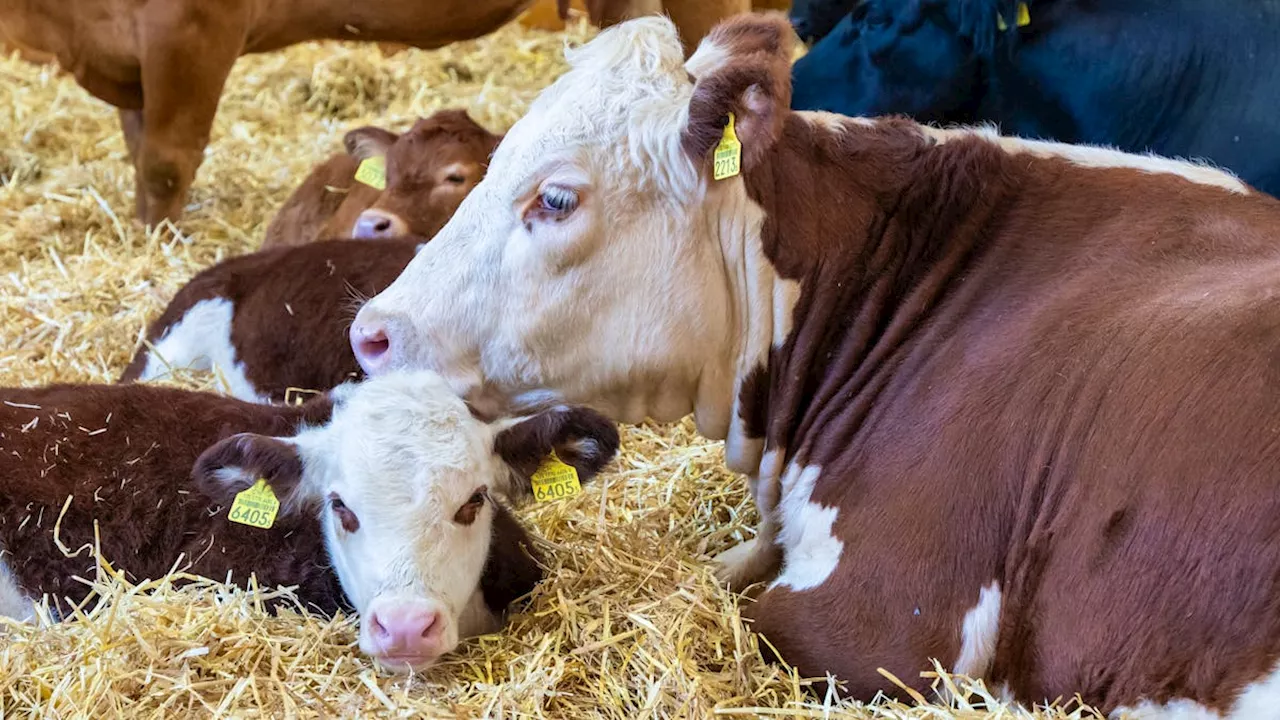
[370,613,390,640]
[419,611,439,638]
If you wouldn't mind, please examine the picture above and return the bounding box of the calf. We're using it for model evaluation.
[120,239,418,403]
[350,14,1280,715]
[0,0,563,227]
[0,371,619,670]
[790,0,1280,197]
[262,110,501,249]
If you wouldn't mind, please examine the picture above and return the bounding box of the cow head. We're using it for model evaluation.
[343,110,502,240]
[790,0,1021,120]
[192,371,619,671]
[348,14,799,473]
[788,0,856,43]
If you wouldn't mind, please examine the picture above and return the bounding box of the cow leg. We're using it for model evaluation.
[132,5,242,226]
[118,108,146,218]
[715,464,784,593]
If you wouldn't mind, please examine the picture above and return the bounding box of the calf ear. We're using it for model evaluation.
[480,501,545,613]
[192,433,312,513]
[343,126,399,160]
[682,12,795,172]
[491,406,620,501]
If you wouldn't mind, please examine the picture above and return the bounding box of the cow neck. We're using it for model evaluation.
[732,114,1005,474]
[702,179,790,476]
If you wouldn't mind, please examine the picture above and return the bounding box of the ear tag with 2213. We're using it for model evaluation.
[354,155,387,190]
[713,112,742,181]
[228,479,280,529]
[530,451,582,503]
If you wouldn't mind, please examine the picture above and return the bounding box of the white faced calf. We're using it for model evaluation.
[0,371,619,671]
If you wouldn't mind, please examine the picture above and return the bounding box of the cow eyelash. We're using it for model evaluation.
[539,186,579,215]
[446,173,467,184]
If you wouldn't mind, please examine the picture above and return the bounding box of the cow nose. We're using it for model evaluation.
[366,603,445,665]
[350,317,393,374]
[351,209,407,239]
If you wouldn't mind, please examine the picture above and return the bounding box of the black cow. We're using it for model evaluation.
[790,0,1280,197]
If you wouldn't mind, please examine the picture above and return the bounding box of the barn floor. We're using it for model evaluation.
[0,19,1099,719]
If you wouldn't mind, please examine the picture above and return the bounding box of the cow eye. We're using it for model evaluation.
[445,172,467,184]
[329,492,360,533]
[453,486,488,526]
[538,185,579,217]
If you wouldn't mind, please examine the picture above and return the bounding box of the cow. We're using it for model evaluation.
[562,0,791,54]
[262,110,502,249]
[345,12,1280,715]
[120,238,419,404]
[789,0,1280,197]
[0,370,620,670]
[0,0,563,227]
[785,0,851,42]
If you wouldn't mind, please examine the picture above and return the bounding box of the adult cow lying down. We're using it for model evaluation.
[120,239,420,403]
[349,12,1280,715]
[0,371,619,670]
[0,0,550,226]
[790,0,1280,197]
[262,110,501,249]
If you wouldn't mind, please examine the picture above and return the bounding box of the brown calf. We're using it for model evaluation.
[0,0,550,226]
[349,13,1280,714]
[120,239,418,403]
[262,110,501,249]
[0,373,619,669]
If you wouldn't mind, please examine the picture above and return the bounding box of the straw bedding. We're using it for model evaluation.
[0,17,1102,719]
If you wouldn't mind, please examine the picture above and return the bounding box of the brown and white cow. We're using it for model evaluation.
[347,12,1280,716]
[0,371,619,670]
[0,0,555,226]
[262,110,502,249]
[120,238,419,403]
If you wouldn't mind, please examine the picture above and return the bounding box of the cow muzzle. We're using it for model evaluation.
[362,596,453,671]
[351,209,409,240]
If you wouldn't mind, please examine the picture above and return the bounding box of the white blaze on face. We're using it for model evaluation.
[350,17,764,436]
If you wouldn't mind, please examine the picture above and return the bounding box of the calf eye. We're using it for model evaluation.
[453,486,488,526]
[445,172,467,184]
[329,492,360,533]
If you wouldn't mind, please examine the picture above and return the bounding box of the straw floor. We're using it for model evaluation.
[0,18,1103,719]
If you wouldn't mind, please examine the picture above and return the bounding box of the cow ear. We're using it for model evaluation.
[192,433,313,513]
[682,12,795,172]
[491,406,620,501]
[343,126,399,160]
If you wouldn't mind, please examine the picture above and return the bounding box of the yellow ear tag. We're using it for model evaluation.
[713,112,743,181]
[530,451,582,503]
[354,155,387,190]
[228,479,280,529]
[997,3,1031,31]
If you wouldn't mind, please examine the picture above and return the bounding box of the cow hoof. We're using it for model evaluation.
[713,538,774,594]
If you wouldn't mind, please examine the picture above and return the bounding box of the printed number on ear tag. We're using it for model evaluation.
[354,155,387,190]
[228,479,280,529]
[531,451,582,503]
[713,112,742,181]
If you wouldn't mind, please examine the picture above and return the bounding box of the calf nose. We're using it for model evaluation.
[350,317,393,374]
[366,604,445,665]
[351,209,408,239]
